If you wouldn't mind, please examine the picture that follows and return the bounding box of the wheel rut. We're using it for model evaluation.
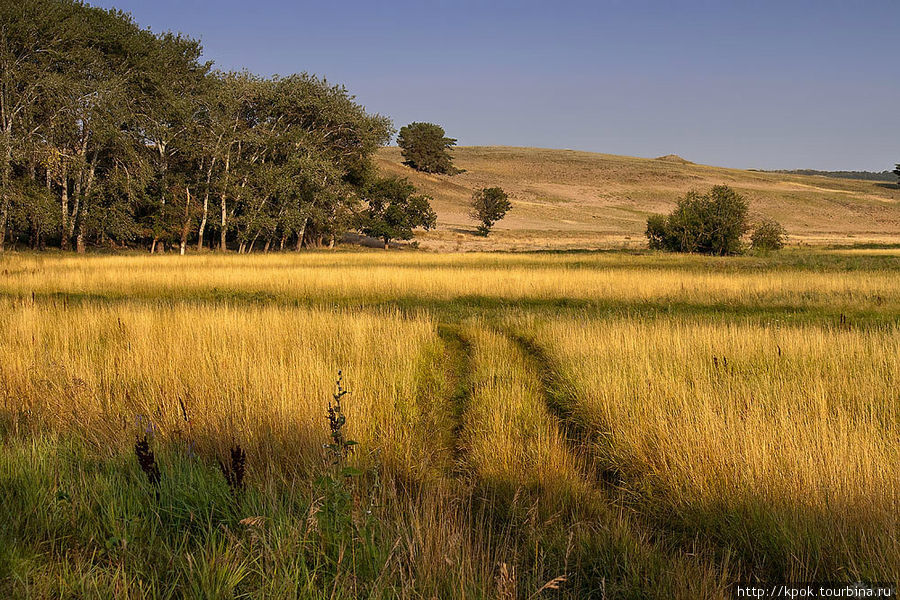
[436,323,475,476]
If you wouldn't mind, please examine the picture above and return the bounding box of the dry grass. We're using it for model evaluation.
[0,250,897,596]
[376,146,900,250]
[517,315,899,580]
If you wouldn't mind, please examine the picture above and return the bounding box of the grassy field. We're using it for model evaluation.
[376,146,900,250]
[0,249,898,598]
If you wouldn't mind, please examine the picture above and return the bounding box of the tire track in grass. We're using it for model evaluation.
[435,323,475,475]
[460,325,730,599]
[501,326,744,589]
[501,328,626,488]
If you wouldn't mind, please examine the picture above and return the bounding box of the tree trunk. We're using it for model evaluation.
[219,192,227,251]
[218,149,231,252]
[69,179,79,244]
[384,237,390,250]
[75,155,97,255]
[0,127,12,252]
[295,217,308,251]
[279,234,285,251]
[57,161,69,249]
[180,186,191,255]
[197,158,214,250]
[76,215,86,253]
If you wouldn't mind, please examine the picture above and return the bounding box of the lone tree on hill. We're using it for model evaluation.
[397,122,457,174]
[358,176,436,249]
[893,163,900,185]
[470,187,511,236]
[645,185,750,255]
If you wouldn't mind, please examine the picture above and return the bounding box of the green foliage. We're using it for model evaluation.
[470,187,511,236]
[893,163,900,184]
[0,1,392,253]
[397,122,457,174]
[645,185,750,255]
[750,219,787,252]
[358,176,436,247]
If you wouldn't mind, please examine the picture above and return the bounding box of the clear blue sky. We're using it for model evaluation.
[92,0,899,171]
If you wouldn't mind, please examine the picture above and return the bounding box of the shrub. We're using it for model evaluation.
[645,185,749,255]
[750,219,787,252]
[470,187,511,236]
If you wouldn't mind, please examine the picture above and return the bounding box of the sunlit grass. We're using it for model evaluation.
[0,249,897,596]
[519,315,899,580]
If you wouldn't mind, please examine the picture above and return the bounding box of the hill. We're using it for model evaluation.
[376,146,900,250]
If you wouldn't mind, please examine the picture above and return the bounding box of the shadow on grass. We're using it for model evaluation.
[9,289,898,330]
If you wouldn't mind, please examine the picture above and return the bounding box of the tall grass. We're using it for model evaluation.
[0,250,897,596]
[519,315,899,580]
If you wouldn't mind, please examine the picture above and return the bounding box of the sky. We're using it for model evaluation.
[90,0,900,171]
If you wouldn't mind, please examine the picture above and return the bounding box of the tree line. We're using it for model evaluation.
[0,0,437,253]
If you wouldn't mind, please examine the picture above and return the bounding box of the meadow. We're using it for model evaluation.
[376,146,900,251]
[0,249,897,598]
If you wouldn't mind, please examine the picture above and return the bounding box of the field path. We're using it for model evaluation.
[435,323,475,475]
[501,327,753,587]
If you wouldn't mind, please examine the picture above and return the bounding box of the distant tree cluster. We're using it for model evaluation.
[760,169,897,182]
[0,0,437,253]
[397,122,457,174]
[646,185,786,255]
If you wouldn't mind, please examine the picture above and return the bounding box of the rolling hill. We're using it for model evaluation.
[375,146,900,251]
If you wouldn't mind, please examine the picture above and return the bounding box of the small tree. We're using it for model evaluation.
[893,163,900,185]
[750,218,787,252]
[470,187,511,236]
[644,185,749,255]
[358,176,436,248]
[397,122,457,174]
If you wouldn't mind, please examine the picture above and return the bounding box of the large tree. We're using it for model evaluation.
[357,176,436,249]
[893,163,899,185]
[0,0,392,253]
[397,122,456,174]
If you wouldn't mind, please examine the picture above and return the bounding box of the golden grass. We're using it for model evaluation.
[0,299,443,478]
[2,252,898,314]
[520,315,899,579]
[1,250,897,594]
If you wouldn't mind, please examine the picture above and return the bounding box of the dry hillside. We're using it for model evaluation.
[376,146,900,250]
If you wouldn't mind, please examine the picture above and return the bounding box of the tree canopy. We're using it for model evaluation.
[646,185,750,255]
[470,187,511,236]
[0,0,395,253]
[357,176,436,248]
[397,122,457,174]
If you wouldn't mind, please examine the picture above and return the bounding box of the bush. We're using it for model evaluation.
[750,219,787,252]
[470,187,511,236]
[644,185,749,255]
[397,122,457,174]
